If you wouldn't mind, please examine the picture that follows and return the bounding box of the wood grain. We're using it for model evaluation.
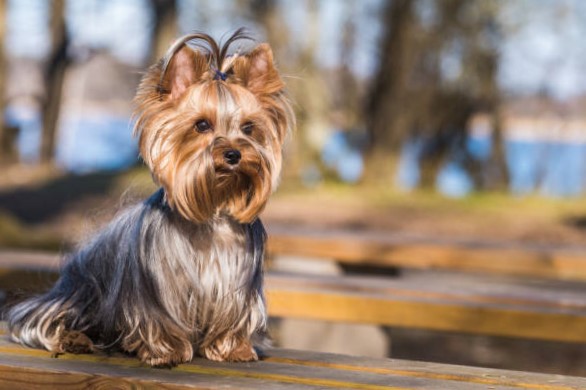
[266,227,586,281]
[4,230,586,282]
[0,335,585,389]
[1,251,586,342]
[265,273,586,343]
[0,365,185,390]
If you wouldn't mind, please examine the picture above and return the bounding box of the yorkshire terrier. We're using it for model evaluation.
[7,29,294,367]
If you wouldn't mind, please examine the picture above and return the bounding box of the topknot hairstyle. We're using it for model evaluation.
[158,28,254,95]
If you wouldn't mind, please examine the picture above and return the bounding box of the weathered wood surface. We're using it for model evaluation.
[0,332,584,390]
[266,272,586,343]
[1,251,586,343]
[5,226,586,282]
[266,226,586,281]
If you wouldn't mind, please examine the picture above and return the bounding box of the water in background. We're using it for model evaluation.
[322,131,586,197]
[56,114,138,173]
[9,112,586,197]
[6,106,43,164]
[9,107,138,173]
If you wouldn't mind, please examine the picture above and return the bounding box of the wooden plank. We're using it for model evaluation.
[266,273,586,343]
[0,362,190,390]
[2,251,586,342]
[0,250,63,270]
[0,333,584,389]
[266,227,586,281]
[264,349,586,390]
[0,251,61,293]
[6,232,586,283]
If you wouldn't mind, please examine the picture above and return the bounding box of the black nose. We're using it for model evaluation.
[224,149,241,165]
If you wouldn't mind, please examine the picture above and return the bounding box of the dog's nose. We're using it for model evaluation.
[224,149,241,165]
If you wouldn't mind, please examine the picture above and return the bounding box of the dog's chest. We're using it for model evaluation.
[153,215,264,331]
[186,219,257,294]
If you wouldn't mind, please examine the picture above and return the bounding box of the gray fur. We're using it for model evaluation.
[7,188,267,362]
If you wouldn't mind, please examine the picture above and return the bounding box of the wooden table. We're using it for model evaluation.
[0,334,584,389]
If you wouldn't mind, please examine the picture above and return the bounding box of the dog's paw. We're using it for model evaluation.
[201,339,258,362]
[137,344,193,368]
[58,330,94,354]
[226,342,258,362]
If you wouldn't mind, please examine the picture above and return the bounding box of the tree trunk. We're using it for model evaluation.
[246,0,289,58]
[363,0,416,185]
[150,0,178,64]
[244,0,323,183]
[40,0,68,164]
[335,2,360,129]
[0,0,11,163]
[487,106,509,190]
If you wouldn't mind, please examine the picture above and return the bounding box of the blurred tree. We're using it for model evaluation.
[334,1,361,130]
[469,1,509,191]
[363,0,417,185]
[364,0,507,190]
[0,0,15,164]
[242,0,288,54]
[241,0,329,182]
[150,0,178,63]
[291,1,330,172]
[40,0,68,163]
[417,0,507,190]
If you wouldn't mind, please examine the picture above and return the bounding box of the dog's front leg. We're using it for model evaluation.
[199,333,258,362]
[198,292,266,362]
[120,318,193,367]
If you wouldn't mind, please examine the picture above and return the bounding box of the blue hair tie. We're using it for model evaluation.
[213,69,228,81]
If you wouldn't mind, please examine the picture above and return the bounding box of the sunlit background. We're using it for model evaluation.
[3,0,586,196]
[1,0,586,377]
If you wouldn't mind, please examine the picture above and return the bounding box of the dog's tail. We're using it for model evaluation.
[6,291,76,352]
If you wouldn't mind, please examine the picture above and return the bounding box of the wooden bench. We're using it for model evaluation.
[267,272,586,343]
[266,226,586,281]
[1,251,586,343]
[0,328,584,389]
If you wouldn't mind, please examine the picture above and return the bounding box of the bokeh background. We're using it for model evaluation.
[1,0,586,376]
[4,0,586,193]
[3,0,586,247]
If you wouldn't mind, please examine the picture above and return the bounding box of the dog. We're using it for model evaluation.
[6,29,294,367]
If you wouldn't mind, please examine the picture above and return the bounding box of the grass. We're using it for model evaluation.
[268,180,586,246]
[276,179,586,218]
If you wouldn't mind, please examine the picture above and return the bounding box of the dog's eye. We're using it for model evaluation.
[195,120,213,133]
[241,122,254,135]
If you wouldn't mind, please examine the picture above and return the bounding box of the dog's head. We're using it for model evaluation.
[134,30,294,223]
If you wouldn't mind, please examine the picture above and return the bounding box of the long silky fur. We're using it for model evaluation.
[134,31,294,224]
[7,189,267,363]
[7,29,293,366]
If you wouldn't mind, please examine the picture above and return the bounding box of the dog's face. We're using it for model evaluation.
[134,35,294,223]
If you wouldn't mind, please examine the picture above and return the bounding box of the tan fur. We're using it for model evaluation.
[129,32,293,364]
[134,35,294,224]
[8,31,293,368]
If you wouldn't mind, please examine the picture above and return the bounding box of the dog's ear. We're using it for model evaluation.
[164,46,208,101]
[233,44,284,95]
